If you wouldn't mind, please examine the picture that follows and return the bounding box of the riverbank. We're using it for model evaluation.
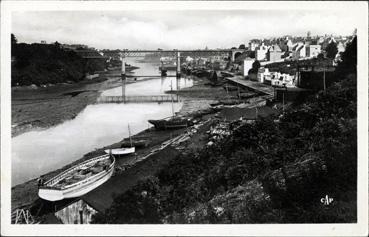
[11,71,151,137]
[10,75,247,212]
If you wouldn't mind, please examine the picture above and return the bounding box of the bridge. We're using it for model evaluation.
[74,49,109,59]
[118,49,245,78]
[100,48,246,103]
[97,95,180,104]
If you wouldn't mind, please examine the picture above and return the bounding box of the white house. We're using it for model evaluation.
[337,42,345,53]
[265,71,296,87]
[257,67,271,83]
[242,59,254,77]
[267,44,284,62]
[306,45,321,58]
[255,43,269,61]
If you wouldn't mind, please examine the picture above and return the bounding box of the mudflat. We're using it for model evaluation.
[12,73,124,137]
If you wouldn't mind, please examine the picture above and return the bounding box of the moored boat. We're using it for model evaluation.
[104,147,135,155]
[148,117,193,130]
[38,154,115,201]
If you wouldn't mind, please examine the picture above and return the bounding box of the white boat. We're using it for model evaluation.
[104,147,135,155]
[104,124,135,156]
[38,154,115,201]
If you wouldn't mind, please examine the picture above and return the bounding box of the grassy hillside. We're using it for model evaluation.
[91,37,357,224]
[11,38,106,87]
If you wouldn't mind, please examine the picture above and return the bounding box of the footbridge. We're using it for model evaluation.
[97,94,180,104]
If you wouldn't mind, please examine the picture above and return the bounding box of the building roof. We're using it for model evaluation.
[268,44,282,52]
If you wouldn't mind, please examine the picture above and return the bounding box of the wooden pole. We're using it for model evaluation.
[282,91,285,114]
[128,124,133,148]
[176,51,181,78]
[323,68,326,93]
[171,95,174,117]
[121,56,126,103]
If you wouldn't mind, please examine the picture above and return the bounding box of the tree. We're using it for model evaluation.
[325,41,338,59]
[334,36,357,80]
[239,44,246,49]
[247,60,261,75]
[317,53,324,60]
[252,60,261,71]
[54,41,61,48]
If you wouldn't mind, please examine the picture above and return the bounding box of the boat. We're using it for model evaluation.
[148,94,193,130]
[38,154,115,201]
[105,124,135,155]
[148,117,194,130]
[104,147,135,155]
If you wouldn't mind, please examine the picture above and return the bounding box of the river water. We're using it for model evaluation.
[11,58,193,186]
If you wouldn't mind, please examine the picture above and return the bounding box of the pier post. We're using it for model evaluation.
[121,56,126,103]
[176,51,181,79]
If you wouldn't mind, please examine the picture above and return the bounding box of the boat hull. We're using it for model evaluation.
[104,147,135,155]
[38,168,114,201]
[148,119,193,130]
[38,155,115,201]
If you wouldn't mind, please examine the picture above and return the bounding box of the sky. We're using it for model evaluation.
[12,10,357,50]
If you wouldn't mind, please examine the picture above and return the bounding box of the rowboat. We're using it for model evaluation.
[104,147,135,155]
[38,154,115,201]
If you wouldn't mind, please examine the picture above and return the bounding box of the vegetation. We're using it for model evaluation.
[247,60,261,75]
[325,41,338,59]
[11,34,106,87]
[92,37,357,224]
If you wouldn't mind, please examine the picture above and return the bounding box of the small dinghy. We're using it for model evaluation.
[104,147,135,155]
[38,154,115,201]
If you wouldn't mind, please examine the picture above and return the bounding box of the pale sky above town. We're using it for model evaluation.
[12,10,357,50]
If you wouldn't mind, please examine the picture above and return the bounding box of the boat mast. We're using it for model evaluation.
[171,95,174,117]
[128,124,133,148]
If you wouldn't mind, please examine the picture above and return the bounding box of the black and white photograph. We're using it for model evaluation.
[1,1,368,236]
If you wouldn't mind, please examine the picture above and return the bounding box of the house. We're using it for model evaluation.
[248,40,261,51]
[265,71,296,87]
[292,43,306,59]
[286,39,294,51]
[242,59,254,77]
[337,41,345,53]
[266,44,284,62]
[257,67,271,83]
[306,45,321,58]
[255,43,269,61]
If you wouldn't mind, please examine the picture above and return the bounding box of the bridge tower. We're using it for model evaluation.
[176,51,181,79]
[121,56,126,103]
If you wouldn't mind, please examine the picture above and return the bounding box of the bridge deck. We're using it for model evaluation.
[226,75,274,96]
[97,95,180,104]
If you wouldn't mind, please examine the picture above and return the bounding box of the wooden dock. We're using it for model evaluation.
[226,75,275,97]
[96,95,180,104]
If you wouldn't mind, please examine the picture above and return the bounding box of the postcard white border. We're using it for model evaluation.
[1,1,368,236]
